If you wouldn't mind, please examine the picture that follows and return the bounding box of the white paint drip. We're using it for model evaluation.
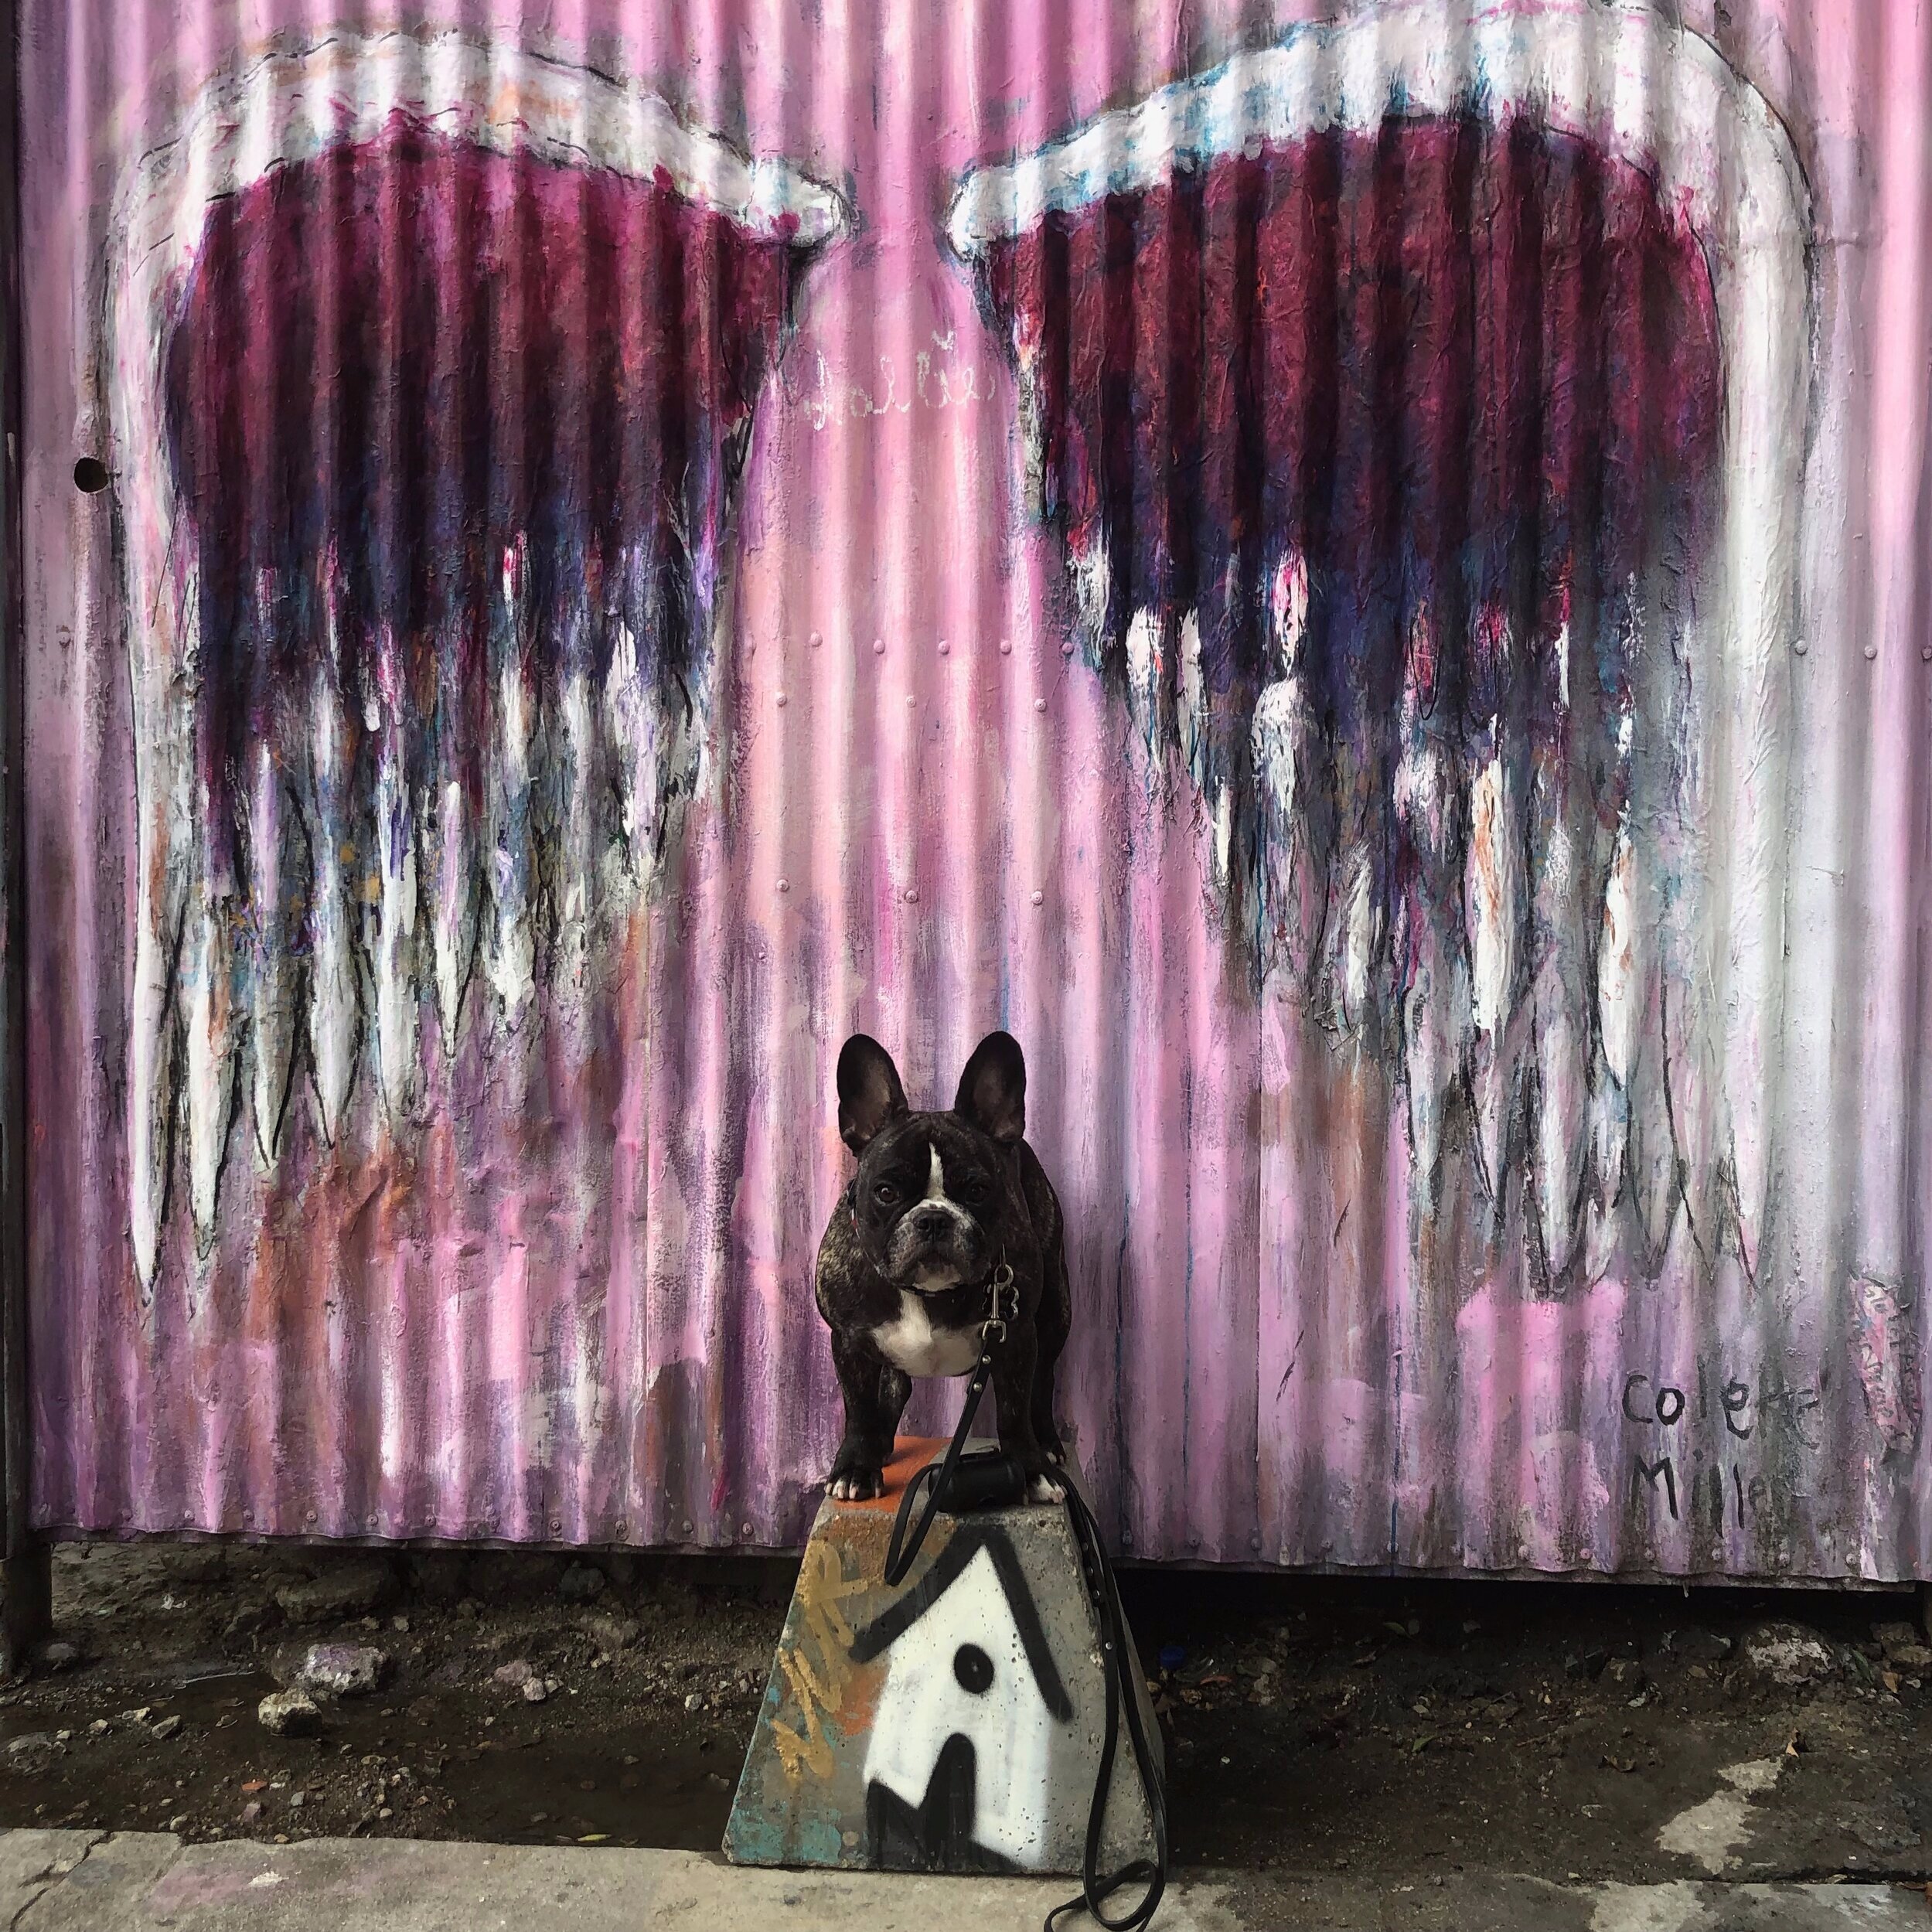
[371,705,419,1127]
[308,667,360,1146]
[1467,739,1520,1197]
[1124,608,1164,746]
[183,880,234,1256]
[247,735,296,1172]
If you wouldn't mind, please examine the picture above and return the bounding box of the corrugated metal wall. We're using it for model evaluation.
[14,0,1931,1579]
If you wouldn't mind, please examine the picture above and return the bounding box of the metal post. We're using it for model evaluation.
[0,0,49,1677]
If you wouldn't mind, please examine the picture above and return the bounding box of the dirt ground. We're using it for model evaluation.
[5,1538,1932,1885]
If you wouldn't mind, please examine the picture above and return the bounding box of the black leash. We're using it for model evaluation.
[877,1266,1169,1930]
[1044,1475,1167,1932]
[882,1262,1014,1589]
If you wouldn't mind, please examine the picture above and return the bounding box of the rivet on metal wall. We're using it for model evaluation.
[1061,639,1075,656]
[614,1519,627,1538]
[304,1510,318,1525]
[776,877,789,894]
[1034,697,1048,713]
[904,887,919,904]
[808,631,822,649]
[1864,642,1878,659]
[549,1517,563,1532]
[872,637,885,655]
[775,690,788,707]
[937,639,949,656]
[1031,890,1044,906]
[1249,1531,1261,1550]
[1121,1528,1133,1548]
[1793,637,1808,654]
[366,1515,378,1530]
[999,638,1012,655]
[682,1518,693,1535]
[741,1521,753,1538]
[905,693,916,707]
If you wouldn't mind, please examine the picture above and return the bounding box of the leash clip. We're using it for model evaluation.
[980,1260,1017,1343]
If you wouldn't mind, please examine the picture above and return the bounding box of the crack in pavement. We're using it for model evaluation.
[7,1833,105,1932]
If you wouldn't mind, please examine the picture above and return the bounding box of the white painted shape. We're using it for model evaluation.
[1124,608,1163,743]
[183,881,234,1254]
[604,619,664,892]
[863,1542,1061,1869]
[1268,551,1308,676]
[554,668,598,1039]
[242,698,297,1174]
[946,5,1807,262]
[1177,608,1205,775]
[1070,539,1110,654]
[308,670,359,1145]
[871,1295,983,1379]
[372,727,418,1125]
[485,649,537,1027]
[431,778,474,1054]
[1467,745,1520,1194]
[1395,733,1463,1208]
[1599,826,1639,1088]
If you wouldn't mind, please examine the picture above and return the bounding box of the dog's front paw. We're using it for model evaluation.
[1025,1470,1067,1504]
[826,1449,884,1502]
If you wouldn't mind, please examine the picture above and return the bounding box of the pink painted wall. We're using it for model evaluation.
[18,0,1932,1577]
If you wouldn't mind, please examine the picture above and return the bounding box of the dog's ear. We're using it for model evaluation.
[837,1034,909,1154]
[954,1031,1026,1145]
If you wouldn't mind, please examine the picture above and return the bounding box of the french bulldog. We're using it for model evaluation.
[815,1030,1071,1504]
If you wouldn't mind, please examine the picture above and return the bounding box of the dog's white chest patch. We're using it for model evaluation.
[871,1293,981,1378]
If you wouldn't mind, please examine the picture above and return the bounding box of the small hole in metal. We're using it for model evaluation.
[73,457,110,493]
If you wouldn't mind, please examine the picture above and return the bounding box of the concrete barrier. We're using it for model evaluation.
[724,1438,1161,1876]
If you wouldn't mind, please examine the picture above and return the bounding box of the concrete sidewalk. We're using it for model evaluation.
[2,1830,1927,1931]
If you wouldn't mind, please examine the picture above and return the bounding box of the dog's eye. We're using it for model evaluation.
[956,1177,989,1203]
[872,1181,901,1205]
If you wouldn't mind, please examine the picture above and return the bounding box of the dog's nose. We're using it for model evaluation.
[911,1204,952,1238]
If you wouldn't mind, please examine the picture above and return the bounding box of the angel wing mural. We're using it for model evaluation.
[949,2,1809,1286]
[101,32,849,1283]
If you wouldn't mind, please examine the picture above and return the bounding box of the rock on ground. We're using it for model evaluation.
[273,1561,394,1626]
[1872,1621,1932,1673]
[295,1644,391,1698]
[257,1690,322,1737]
[584,1613,641,1654]
[1742,1622,1838,1686]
